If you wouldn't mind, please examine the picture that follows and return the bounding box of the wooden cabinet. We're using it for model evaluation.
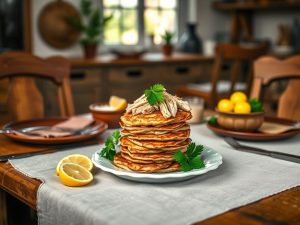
[0,53,213,117]
[69,53,213,113]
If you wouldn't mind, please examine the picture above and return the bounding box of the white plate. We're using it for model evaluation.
[92,146,223,183]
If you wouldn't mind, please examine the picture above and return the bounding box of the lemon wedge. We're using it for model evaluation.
[59,163,93,187]
[109,96,127,111]
[56,154,93,176]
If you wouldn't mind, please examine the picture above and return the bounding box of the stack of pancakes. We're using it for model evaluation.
[113,110,192,173]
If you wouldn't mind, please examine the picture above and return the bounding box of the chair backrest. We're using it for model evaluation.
[251,55,300,121]
[0,52,74,121]
[210,43,269,105]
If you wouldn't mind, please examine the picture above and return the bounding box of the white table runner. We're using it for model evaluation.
[10,125,300,225]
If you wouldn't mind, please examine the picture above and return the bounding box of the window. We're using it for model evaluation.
[102,0,179,46]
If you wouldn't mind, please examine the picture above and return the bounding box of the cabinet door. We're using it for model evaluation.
[161,63,206,94]
[107,66,153,102]
[70,71,104,114]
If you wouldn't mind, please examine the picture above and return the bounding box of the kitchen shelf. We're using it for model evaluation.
[213,1,300,11]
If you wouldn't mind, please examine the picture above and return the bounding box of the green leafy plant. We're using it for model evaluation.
[173,143,205,172]
[144,84,165,106]
[68,0,113,46]
[99,130,121,161]
[208,116,218,125]
[161,31,174,45]
[249,98,263,112]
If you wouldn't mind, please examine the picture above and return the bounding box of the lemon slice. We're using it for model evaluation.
[56,154,93,176]
[109,96,127,111]
[59,163,93,187]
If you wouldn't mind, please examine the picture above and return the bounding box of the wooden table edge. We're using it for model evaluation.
[0,162,299,224]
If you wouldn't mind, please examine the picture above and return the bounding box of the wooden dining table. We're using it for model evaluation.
[0,126,299,225]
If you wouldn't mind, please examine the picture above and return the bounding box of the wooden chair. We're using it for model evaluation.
[0,52,74,121]
[177,43,268,108]
[251,55,300,121]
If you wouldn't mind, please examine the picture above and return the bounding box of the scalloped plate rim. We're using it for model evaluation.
[91,146,223,181]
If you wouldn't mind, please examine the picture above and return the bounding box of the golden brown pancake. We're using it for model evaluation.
[120,138,190,153]
[120,110,192,126]
[113,152,173,173]
[121,137,188,149]
[120,152,168,164]
[121,129,190,141]
[120,122,189,134]
[124,145,188,154]
[156,162,180,173]
[121,146,176,162]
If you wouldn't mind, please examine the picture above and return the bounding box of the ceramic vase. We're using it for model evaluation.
[179,23,202,53]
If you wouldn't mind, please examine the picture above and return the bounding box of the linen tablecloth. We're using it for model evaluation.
[10,125,300,225]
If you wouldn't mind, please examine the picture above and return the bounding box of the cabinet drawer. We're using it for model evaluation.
[108,66,152,86]
[107,66,157,102]
[168,63,203,83]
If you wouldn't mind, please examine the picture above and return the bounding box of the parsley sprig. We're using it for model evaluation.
[173,143,205,172]
[249,98,263,112]
[144,84,165,106]
[100,130,121,161]
[208,115,218,125]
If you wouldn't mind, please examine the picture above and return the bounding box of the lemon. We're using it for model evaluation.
[59,163,93,187]
[56,154,93,176]
[234,101,251,114]
[109,96,127,111]
[230,92,247,104]
[217,99,234,112]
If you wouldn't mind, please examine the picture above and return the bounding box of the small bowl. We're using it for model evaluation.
[216,109,264,132]
[89,103,125,128]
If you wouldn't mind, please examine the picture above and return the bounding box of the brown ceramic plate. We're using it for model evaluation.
[206,117,300,141]
[2,118,108,145]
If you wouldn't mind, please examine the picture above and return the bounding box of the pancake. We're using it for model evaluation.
[121,129,190,141]
[120,152,169,164]
[122,137,188,149]
[121,146,176,162]
[124,145,188,154]
[156,162,180,173]
[120,138,190,153]
[120,122,189,134]
[120,110,192,126]
[113,152,173,173]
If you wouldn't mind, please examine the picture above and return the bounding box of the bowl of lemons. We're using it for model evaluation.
[90,96,127,128]
[216,92,264,132]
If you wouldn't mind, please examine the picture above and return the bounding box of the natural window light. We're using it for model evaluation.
[103,0,178,46]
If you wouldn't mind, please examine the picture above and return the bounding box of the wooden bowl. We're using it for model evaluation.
[89,103,125,129]
[216,109,264,132]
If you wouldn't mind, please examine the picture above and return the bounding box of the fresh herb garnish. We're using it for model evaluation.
[249,98,263,112]
[173,143,205,172]
[144,84,165,106]
[100,130,121,161]
[208,116,218,125]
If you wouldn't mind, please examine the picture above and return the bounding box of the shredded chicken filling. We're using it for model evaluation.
[126,92,191,118]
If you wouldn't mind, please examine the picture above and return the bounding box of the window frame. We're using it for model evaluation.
[100,0,187,47]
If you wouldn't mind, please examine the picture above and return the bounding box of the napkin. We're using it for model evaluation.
[13,116,94,138]
[259,122,300,134]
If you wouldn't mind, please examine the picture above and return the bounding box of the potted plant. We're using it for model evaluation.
[161,31,175,56]
[69,0,112,58]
